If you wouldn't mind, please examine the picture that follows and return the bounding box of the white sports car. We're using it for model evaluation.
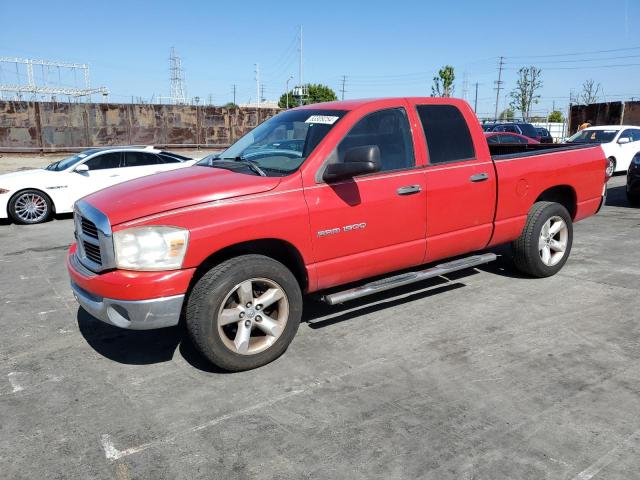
[567,125,640,174]
[0,146,196,224]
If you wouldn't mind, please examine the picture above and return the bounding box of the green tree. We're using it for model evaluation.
[499,108,515,121]
[431,65,455,97]
[509,66,543,121]
[548,110,564,123]
[278,83,338,109]
[223,102,239,109]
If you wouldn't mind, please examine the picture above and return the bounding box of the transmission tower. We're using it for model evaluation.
[169,47,187,105]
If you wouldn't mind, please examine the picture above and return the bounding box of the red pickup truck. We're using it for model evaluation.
[67,98,608,371]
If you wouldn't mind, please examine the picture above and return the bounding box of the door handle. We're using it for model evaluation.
[470,173,489,182]
[396,185,422,195]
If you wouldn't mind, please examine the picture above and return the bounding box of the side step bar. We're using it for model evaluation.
[321,253,497,305]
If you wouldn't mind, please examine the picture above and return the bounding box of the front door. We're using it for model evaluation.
[304,107,427,290]
[69,151,124,202]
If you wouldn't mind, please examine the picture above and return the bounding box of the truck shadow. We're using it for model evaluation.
[76,275,475,372]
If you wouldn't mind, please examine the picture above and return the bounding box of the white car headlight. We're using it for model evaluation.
[113,226,189,271]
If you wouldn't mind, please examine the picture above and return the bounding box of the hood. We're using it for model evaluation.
[0,168,59,186]
[83,165,281,226]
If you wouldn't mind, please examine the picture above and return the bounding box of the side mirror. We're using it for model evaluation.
[323,145,381,182]
[618,137,631,144]
[75,164,89,173]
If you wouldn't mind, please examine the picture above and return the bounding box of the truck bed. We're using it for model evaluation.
[489,143,596,160]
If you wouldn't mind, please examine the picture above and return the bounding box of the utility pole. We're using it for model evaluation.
[298,25,303,90]
[232,84,236,105]
[260,84,265,104]
[493,56,504,121]
[298,24,304,106]
[474,82,479,112]
[254,63,260,107]
[285,75,293,108]
[340,75,347,100]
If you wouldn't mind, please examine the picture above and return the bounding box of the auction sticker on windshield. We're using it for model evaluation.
[305,115,339,125]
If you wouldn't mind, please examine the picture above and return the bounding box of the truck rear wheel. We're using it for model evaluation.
[512,201,573,278]
[186,254,302,371]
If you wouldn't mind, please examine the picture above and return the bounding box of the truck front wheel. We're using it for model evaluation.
[512,201,573,278]
[186,254,302,371]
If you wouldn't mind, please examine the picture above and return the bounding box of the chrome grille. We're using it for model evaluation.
[81,217,99,239]
[82,240,102,265]
[73,200,115,273]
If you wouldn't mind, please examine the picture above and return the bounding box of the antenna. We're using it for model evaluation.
[169,47,187,105]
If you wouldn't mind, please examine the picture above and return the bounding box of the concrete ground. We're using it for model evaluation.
[0,176,638,480]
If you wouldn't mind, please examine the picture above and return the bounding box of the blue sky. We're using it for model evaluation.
[1,0,639,116]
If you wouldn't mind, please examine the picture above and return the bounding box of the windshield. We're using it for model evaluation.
[45,152,89,171]
[568,129,618,143]
[197,109,347,176]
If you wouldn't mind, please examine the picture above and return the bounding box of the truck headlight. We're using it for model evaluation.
[113,226,189,271]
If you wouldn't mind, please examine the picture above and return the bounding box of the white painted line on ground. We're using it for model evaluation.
[100,357,387,461]
[101,389,304,461]
[572,429,640,480]
[7,372,23,393]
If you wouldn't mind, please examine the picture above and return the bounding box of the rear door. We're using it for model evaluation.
[415,103,497,262]
[121,151,180,181]
[304,105,427,289]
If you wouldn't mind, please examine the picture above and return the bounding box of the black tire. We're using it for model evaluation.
[8,189,52,224]
[627,190,640,206]
[186,254,302,371]
[607,157,616,176]
[512,201,573,278]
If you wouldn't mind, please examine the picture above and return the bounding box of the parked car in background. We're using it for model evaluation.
[67,97,608,371]
[484,122,540,141]
[627,152,640,205]
[535,127,553,144]
[567,126,640,174]
[0,146,195,224]
[485,132,540,144]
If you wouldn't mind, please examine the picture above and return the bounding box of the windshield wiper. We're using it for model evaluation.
[219,156,266,177]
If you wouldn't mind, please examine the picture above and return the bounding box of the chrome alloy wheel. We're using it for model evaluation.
[13,192,48,223]
[538,215,568,266]
[217,278,289,355]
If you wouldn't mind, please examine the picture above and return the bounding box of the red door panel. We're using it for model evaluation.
[304,170,427,290]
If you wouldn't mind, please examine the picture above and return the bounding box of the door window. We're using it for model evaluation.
[416,105,475,164]
[124,152,162,167]
[621,129,640,142]
[83,152,121,170]
[336,108,415,173]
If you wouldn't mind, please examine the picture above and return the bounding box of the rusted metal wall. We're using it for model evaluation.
[568,101,640,134]
[0,101,279,152]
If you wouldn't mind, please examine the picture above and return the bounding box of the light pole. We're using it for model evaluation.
[285,75,293,109]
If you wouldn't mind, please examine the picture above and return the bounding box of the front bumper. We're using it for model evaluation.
[67,245,194,330]
[71,281,183,329]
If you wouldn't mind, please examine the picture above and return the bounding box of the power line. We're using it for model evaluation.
[508,45,640,59]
